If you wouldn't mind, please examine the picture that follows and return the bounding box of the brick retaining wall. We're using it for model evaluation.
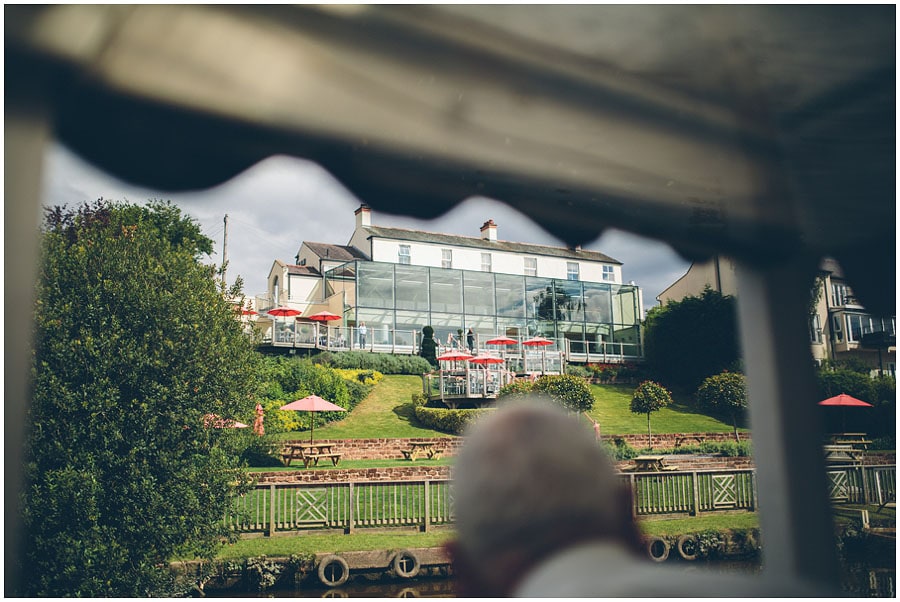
[281,437,464,461]
[601,432,752,449]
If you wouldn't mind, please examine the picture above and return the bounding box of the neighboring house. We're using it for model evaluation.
[657,256,896,376]
[257,205,644,362]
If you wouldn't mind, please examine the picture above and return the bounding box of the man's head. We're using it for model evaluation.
[450,399,641,595]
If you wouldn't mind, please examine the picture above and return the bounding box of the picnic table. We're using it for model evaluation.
[281,442,342,468]
[829,433,872,450]
[630,455,679,472]
[401,441,441,461]
[823,444,861,464]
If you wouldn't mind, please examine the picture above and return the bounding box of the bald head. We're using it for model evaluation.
[452,400,637,593]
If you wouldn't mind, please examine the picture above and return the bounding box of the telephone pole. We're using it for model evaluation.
[222,213,228,288]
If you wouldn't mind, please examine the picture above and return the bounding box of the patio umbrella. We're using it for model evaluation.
[280,395,347,443]
[241,308,258,316]
[818,393,873,432]
[485,336,518,346]
[307,311,341,321]
[468,353,505,365]
[267,306,301,317]
[437,350,474,361]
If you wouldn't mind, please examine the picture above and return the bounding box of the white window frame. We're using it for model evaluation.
[602,265,614,281]
[481,252,492,272]
[441,248,452,269]
[808,313,822,344]
[566,262,579,281]
[524,257,537,277]
[398,244,411,265]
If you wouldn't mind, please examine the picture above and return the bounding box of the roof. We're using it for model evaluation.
[286,265,321,276]
[359,226,622,264]
[303,242,369,262]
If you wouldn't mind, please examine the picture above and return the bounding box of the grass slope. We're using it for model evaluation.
[587,384,745,435]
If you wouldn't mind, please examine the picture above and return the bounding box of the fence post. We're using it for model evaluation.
[691,471,700,516]
[628,473,637,518]
[268,485,276,537]
[751,469,759,512]
[859,465,870,505]
[423,480,431,533]
[348,482,355,534]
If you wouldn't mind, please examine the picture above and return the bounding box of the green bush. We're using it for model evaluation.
[413,406,493,435]
[313,351,432,375]
[410,392,428,407]
[870,436,895,451]
[531,374,596,412]
[602,437,638,460]
[696,372,747,442]
[565,364,592,379]
[496,379,534,401]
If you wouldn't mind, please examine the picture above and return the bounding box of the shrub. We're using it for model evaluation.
[410,392,428,407]
[313,351,432,375]
[602,437,638,460]
[531,374,596,413]
[413,406,493,435]
[696,372,747,442]
[496,379,535,401]
[333,368,384,386]
[630,380,673,450]
[565,364,592,379]
[419,325,438,367]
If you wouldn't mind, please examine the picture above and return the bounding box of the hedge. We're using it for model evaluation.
[312,351,432,375]
[413,406,493,435]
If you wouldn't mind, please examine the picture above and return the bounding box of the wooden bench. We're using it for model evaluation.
[302,452,342,468]
[674,435,705,448]
[401,442,441,461]
[630,455,679,472]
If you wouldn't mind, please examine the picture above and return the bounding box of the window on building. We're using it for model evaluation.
[441,249,453,269]
[846,313,873,343]
[831,314,843,342]
[524,257,537,277]
[398,244,411,265]
[481,253,492,272]
[808,314,822,344]
[831,283,850,306]
[567,262,580,281]
[602,265,614,281]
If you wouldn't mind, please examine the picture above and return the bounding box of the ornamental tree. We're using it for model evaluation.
[419,325,438,367]
[23,200,261,596]
[531,374,596,413]
[696,371,748,442]
[630,380,673,449]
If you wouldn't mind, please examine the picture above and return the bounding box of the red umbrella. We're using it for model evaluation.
[267,306,301,317]
[468,353,505,365]
[818,393,873,407]
[280,395,347,443]
[818,393,873,433]
[241,308,258,316]
[522,336,554,346]
[307,311,342,321]
[485,336,518,346]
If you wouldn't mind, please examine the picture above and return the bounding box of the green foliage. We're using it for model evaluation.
[312,351,432,375]
[419,325,438,367]
[410,392,428,407]
[696,372,748,442]
[24,200,259,596]
[565,364,592,379]
[630,380,673,449]
[531,374,596,413]
[643,288,740,392]
[413,406,493,435]
[601,437,639,460]
[496,379,535,401]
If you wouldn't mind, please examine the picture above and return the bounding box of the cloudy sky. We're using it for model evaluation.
[42,142,690,313]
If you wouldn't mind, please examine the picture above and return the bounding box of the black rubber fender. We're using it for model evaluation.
[676,534,699,561]
[646,536,670,562]
[392,549,421,579]
[318,554,350,587]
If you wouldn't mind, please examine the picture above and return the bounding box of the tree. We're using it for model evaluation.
[419,325,438,367]
[643,287,740,392]
[630,380,672,449]
[23,200,261,596]
[696,372,747,442]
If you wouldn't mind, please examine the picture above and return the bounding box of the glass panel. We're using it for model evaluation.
[613,324,642,355]
[495,273,526,317]
[463,271,495,316]
[430,312,465,346]
[612,285,639,325]
[583,281,612,324]
[395,310,429,347]
[430,268,463,314]
[356,308,394,344]
[325,261,357,310]
[526,277,556,337]
[357,262,394,309]
[554,279,584,323]
[558,320,586,353]
[395,264,429,311]
[497,317,527,340]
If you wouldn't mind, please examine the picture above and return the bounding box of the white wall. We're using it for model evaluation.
[368,237,620,284]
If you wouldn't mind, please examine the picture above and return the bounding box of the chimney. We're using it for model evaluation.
[355,204,372,228]
[480,219,497,242]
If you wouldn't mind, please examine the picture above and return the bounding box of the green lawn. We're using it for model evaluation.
[270,375,451,441]
[587,384,745,435]
[267,376,745,444]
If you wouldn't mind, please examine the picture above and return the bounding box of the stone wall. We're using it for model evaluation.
[601,432,752,449]
[280,437,464,461]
